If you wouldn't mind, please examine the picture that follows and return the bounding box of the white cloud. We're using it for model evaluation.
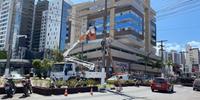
[165,43,185,52]
[156,41,200,53]
[187,41,200,49]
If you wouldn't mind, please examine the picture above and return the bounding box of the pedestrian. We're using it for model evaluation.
[26,75,32,94]
[118,76,123,92]
[116,76,123,92]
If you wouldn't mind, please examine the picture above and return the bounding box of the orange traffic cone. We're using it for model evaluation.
[64,88,68,96]
[90,87,93,96]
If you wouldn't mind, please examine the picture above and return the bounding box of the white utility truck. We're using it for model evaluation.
[50,26,106,85]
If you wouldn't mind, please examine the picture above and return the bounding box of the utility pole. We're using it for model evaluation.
[144,0,150,53]
[102,0,108,77]
[105,0,115,76]
[157,40,167,77]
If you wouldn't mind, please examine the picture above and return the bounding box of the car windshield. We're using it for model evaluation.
[52,64,64,72]
[155,78,167,83]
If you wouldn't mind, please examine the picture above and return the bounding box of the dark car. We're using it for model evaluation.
[193,78,200,91]
[180,77,195,86]
[151,77,174,93]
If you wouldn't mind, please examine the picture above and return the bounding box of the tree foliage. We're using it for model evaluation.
[152,60,163,69]
[0,51,7,59]
[32,59,53,79]
[45,49,64,62]
[52,49,64,62]
[75,53,87,60]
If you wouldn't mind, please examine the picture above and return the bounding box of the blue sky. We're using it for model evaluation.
[151,0,200,51]
[42,0,199,51]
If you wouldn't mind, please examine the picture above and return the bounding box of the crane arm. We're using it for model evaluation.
[63,27,92,57]
[63,40,80,57]
[63,26,97,71]
[65,57,95,70]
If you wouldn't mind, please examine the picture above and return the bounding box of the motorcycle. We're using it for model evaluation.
[22,79,29,97]
[4,79,15,97]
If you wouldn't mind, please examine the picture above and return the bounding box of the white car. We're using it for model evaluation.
[107,74,129,81]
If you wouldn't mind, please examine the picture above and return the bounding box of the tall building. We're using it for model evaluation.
[69,0,160,76]
[0,0,35,59]
[158,50,168,63]
[0,0,14,51]
[45,0,71,51]
[186,45,200,73]
[31,0,49,52]
[168,50,181,65]
[70,0,156,52]
[39,10,48,52]
[12,0,35,59]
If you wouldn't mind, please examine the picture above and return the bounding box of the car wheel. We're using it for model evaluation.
[171,86,174,93]
[167,86,172,93]
[151,88,154,92]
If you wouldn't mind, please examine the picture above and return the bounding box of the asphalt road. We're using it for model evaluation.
[0,85,199,100]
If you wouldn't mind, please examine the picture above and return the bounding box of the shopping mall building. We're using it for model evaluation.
[68,0,161,77]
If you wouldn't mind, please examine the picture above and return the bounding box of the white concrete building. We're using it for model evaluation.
[45,0,71,51]
[0,0,14,50]
[39,10,48,52]
[186,45,200,73]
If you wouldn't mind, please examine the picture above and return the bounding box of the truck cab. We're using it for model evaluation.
[50,63,76,80]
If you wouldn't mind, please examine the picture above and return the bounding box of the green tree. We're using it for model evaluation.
[41,59,53,79]
[32,59,42,78]
[32,59,53,79]
[48,49,64,62]
[0,51,7,59]
[138,55,153,75]
[152,60,163,69]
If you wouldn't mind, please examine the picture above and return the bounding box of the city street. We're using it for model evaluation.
[0,85,199,100]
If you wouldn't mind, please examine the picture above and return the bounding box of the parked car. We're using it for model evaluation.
[151,77,174,93]
[180,77,195,86]
[107,74,129,81]
[193,78,200,91]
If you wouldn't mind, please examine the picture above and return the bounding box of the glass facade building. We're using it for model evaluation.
[89,10,143,39]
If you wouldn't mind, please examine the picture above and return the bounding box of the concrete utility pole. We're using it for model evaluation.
[102,0,108,77]
[157,40,167,77]
[144,0,151,53]
[110,0,115,38]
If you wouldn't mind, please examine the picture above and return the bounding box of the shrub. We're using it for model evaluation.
[85,79,97,86]
[56,80,65,88]
[106,80,118,85]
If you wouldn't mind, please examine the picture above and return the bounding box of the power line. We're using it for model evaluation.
[156,0,197,13]
[155,0,200,21]
[157,1,200,19]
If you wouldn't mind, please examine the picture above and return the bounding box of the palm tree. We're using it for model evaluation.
[138,55,153,76]
[152,60,163,69]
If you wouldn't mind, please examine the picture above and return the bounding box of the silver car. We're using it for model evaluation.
[193,78,200,91]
